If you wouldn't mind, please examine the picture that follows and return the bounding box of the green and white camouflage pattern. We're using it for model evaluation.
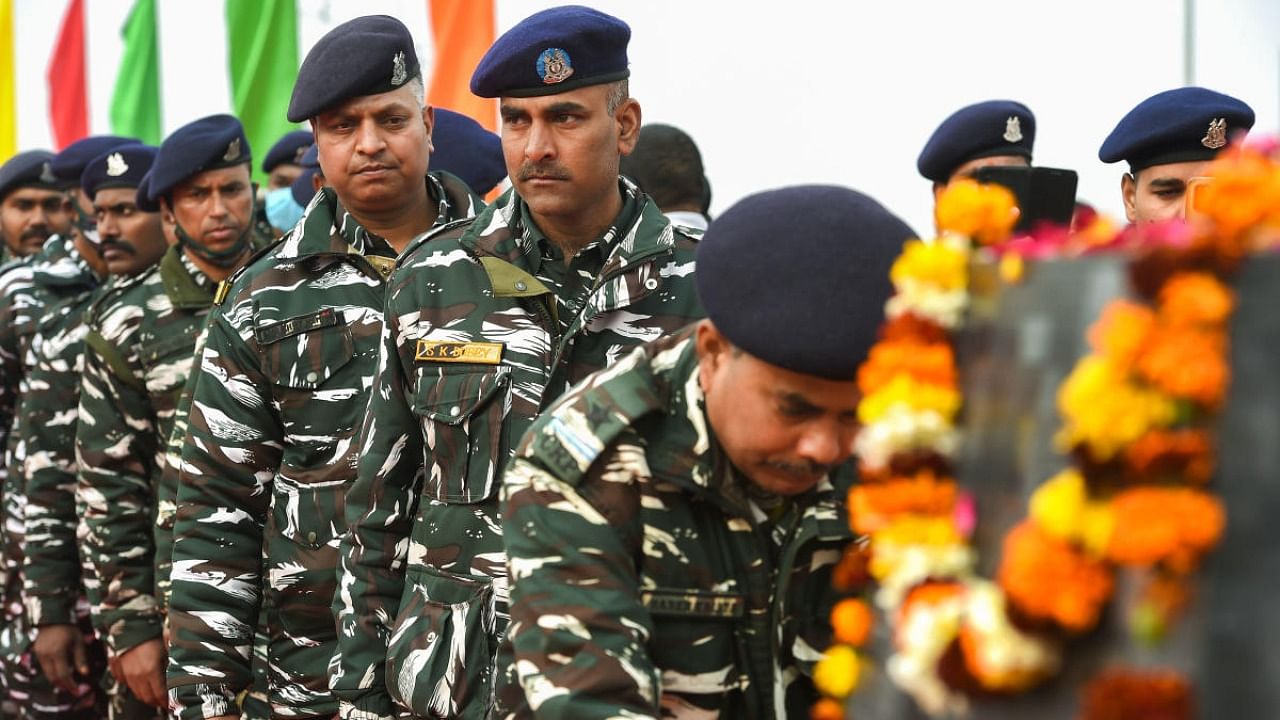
[75,245,221,662]
[0,236,108,717]
[501,330,855,719]
[332,178,702,720]
[166,173,481,720]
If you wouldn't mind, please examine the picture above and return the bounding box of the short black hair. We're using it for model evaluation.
[620,123,708,213]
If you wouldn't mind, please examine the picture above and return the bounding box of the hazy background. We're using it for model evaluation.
[11,0,1279,234]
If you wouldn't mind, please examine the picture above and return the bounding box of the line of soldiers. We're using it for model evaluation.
[0,5,1262,720]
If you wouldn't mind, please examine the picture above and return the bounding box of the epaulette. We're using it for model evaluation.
[213,236,285,306]
[396,216,478,269]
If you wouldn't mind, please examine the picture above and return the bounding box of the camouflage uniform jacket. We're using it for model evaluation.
[501,329,855,719]
[21,287,103,628]
[0,237,100,658]
[332,179,703,720]
[75,245,220,657]
[166,173,482,720]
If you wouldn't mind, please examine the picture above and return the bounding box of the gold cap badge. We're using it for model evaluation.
[223,137,242,162]
[391,51,407,86]
[1201,118,1227,150]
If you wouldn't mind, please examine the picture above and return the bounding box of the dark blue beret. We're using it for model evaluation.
[262,130,313,173]
[147,114,250,202]
[1099,86,1255,172]
[471,5,630,98]
[0,150,60,200]
[49,135,140,184]
[81,145,158,200]
[135,171,158,212]
[431,108,505,195]
[290,168,318,207]
[696,185,914,380]
[299,144,319,169]
[288,15,421,122]
[917,100,1035,182]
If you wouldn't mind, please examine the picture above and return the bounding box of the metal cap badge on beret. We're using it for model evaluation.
[470,5,630,98]
[431,108,506,195]
[262,130,314,173]
[0,150,60,201]
[81,145,158,200]
[147,114,251,202]
[287,15,421,122]
[696,185,915,381]
[917,100,1035,182]
[50,135,141,185]
[1099,86,1255,172]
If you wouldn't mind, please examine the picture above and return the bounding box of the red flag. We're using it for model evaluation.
[427,0,496,131]
[47,0,87,149]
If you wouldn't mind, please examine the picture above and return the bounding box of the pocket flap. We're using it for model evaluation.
[263,314,355,390]
[413,367,509,426]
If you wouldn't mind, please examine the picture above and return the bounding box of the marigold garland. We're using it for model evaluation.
[813,143,1280,718]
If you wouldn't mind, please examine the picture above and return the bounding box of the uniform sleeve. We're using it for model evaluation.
[22,326,89,626]
[76,326,163,654]
[330,307,424,720]
[166,311,277,720]
[501,449,660,719]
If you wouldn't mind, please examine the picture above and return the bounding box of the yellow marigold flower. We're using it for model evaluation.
[890,238,970,292]
[934,178,1020,245]
[1056,356,1175,460]
[813,645,862,699]
[859,374,961,425]
[1028,469,1114,556]
[1080,503,1116,558]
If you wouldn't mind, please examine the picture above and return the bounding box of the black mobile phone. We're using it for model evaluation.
[972,165,1079,233]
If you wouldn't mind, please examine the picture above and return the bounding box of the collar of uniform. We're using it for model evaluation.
[160,245,216,309]
[283,173,469,263]
[29,234,90,289]
[510,176,653,279]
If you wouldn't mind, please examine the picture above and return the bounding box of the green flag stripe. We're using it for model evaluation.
[225,0,300,185]
[109,0,162,144]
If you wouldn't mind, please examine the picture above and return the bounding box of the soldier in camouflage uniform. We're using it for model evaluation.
[0,143,116,720]
[165,17,484,720]
[24,145,169,720]
[331,8,703,719]
[500,186,912,718]
[75,115,262,715]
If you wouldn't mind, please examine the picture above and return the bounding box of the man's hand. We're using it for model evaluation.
[33,624,89,693]
[116,638,167,707]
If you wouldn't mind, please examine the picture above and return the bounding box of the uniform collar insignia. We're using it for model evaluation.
[1003,116,1023,143]
[391,50,407,86]
[105,152,129,177]
[39,162,57,184]
[1202,118,1227,149]
[223,137,242,162]
[537,48,574,85]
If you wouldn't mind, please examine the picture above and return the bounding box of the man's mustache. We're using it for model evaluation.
[517,163,571,182]
[99,238,135,256]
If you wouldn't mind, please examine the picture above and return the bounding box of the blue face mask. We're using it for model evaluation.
[265,186,305,233]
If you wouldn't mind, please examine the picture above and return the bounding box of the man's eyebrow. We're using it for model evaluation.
[1147,177,1186,191]
[544,101,587,115]
[775,390,822,414]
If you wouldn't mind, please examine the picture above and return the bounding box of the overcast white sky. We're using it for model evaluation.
[11,0,1280,234]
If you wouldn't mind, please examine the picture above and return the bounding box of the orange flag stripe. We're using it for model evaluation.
[427,0,496,131]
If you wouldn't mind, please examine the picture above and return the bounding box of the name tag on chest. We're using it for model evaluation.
[414,340,504,365]
[642,589,745,619]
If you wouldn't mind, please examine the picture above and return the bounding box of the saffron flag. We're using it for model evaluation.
[428,0,496,131]
[0,0,14,159]
[225,0,299,185]
[47,0,88,149]
[110,0,163,144]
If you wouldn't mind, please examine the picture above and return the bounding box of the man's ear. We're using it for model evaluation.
[695,319,729,390]
[1121,172,1138,224]
[616,98,642,156]
[423,105,436,156]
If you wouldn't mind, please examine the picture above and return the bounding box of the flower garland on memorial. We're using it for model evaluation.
[812,142,1280,720]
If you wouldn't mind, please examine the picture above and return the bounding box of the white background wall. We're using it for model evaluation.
[11,0,1280,234]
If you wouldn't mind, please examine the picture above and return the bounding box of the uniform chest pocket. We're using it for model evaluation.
[259,308,355,389]
[412,366,510,504]
[136,331,197,398]
[642,587,745,697]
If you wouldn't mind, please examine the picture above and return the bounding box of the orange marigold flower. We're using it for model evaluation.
[880,312,950,344]
[1087,300,1156,370]
[1105,487,1226,571]
[1125,429,1215,484]
[935,178,1020,246]
[831,598,875,647]
[849,471,957,535]
[1135,327,1229,409]
[857,339,957,395]
[1157,272,1235,328]
[810,698,846,720]
[832,544,872,592]
[1080,668,1193,720]
[1196,145,1280,243]
[998,522,1113,634]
